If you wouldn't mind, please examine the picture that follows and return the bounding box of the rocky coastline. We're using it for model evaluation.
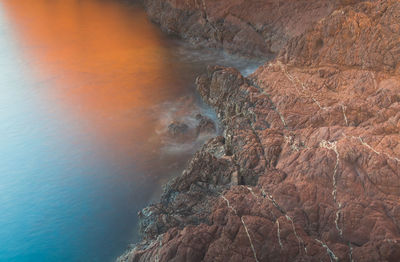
[119,0,400,261]
[140,0,366,57]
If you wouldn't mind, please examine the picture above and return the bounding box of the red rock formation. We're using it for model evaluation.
[142,0,367,57]
[119,0,400,261]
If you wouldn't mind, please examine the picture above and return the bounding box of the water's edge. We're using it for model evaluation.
[116,1,268,261]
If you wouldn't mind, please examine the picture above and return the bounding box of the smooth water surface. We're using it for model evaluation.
[0,1,261,261]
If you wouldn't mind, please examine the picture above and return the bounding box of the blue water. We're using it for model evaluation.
[0,1,260,261]
[0,4,155,261]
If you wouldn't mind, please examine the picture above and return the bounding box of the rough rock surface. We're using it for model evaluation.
[166,114,216,143]
[119,0,400,261]
[195,114,216,136]
[141,0,367,57]
[168,121,190,136]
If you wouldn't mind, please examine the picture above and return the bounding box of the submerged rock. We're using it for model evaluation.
[166,114,216,143]
[167,121,189,136]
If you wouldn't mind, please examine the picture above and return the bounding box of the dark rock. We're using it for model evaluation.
[195,114,216,136]
[167,121,189,136]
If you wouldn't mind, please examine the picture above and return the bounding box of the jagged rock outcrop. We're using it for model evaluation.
[280,0,400,72]
[119,0,400,261]
[141,0,367,57]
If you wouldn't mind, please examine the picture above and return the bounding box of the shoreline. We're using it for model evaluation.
[140,0,343,58]
[119,0,400,261]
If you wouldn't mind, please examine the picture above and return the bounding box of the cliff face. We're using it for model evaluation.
[119,0,400,261]
[142,0,366,57]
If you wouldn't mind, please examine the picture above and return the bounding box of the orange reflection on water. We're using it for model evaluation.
[2,0,190,167]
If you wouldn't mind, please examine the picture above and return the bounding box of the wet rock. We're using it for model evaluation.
[195,114,216,136]
[126,136,238,258]
[165,114,216,143]
[167,121,189,136]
